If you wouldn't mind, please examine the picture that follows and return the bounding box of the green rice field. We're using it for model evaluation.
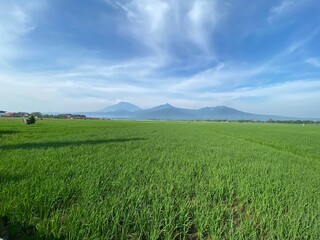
[0,118,319,239]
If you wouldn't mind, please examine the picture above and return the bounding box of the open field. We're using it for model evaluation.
[0,118,319,239]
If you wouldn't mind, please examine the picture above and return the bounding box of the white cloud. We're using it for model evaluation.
[0,7,30,42]
[117,0,171,54]
[91,85,152,94]
[284,28,319,54]
[186,1,218,51]
[170,62,270,92]
[0,77,92,112]
[268,0,295,22]
[267,0,315,23]
[306,58,320,68]
[270,1,294,17]
[170,65,223,91]
[50,55,169,85]
[0,67,158,112]
[116,0,220,55]
[0,2,44,66]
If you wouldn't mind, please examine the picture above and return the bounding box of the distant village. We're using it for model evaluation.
[0,111,88,120]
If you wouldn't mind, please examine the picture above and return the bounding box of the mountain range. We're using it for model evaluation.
[81,102,317,121]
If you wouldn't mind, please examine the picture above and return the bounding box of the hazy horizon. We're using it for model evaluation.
[1,1,320,118]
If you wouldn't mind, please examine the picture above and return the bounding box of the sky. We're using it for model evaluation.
[0,0,320,117]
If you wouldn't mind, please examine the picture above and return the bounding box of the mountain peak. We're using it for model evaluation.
[200,106,237,111]
[214,106,235,110]
[215,105,228,108]
[163,103,174,107]
[101,102,141,112]
[117,101,131,105]
[151,103,176,110]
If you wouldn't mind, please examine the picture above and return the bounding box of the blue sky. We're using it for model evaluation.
[1,0,320,117]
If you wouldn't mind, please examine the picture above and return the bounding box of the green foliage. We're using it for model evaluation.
[28,114,36,124]
[0,118,319,239]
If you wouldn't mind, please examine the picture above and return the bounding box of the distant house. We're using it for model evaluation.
[3,112,15,117]
[2,112,29,117]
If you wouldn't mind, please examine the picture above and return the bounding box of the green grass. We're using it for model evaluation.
[0,118,319,239]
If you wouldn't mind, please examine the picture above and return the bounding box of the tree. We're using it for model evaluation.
[28,114,36,124]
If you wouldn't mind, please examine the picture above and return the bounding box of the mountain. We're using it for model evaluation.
[132,104,195,120]
[196,106,258,120]
[87,103,316,121]
[149,103,175,111]
[100,102,141,112]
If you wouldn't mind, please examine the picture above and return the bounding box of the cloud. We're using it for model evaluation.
[270,1,294,16]
[50,55,170,87]
[240,80,320,117]
[116,0,173,54]
[268,0,296,22]
[267,0,316,23]
[285,28,319,54]
[0,5,33,42]
[0,2,44,66]
[115,0,220,55]
[170,62,270,92]
[0,72,148,112]
[0,53,167,112]
[306,58,320,68]
[185,1,218,52]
